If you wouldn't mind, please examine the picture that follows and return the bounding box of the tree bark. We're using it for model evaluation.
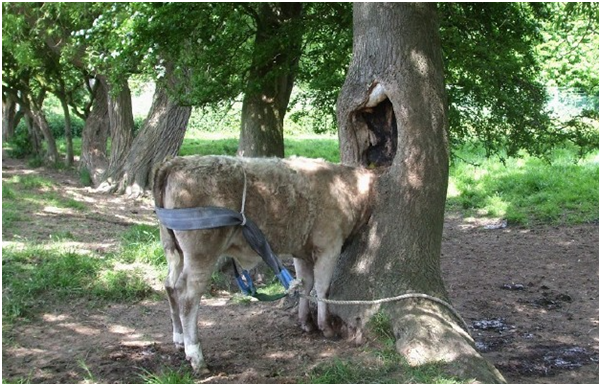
[117,80,191,196]
[96,64,191,196]
[59,94,74,167]
[331,3,505,383]
[80,78,110,186]
[237,2,303,158]
[96,77,135,191]
[24,113,42,156]
[2,94,23,142]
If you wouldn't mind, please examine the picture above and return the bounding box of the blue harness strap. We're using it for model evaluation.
[155,205,294,290]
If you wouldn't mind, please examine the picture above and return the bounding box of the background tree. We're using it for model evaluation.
[237,2,303,157]
[332,3,504,382]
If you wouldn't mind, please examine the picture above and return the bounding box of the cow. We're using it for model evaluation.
[153,155,375,373]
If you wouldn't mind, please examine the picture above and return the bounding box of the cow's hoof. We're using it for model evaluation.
[193,364,211,376]
[300,320,316,333]
[321,327,337,339]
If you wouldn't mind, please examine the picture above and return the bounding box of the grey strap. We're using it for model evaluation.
[155,206,284,276]
[155,206,244,230]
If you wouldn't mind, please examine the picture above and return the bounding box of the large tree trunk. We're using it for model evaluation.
[237,2,303,158]
[80,78,110,186]
[96,77,135,192]
[96,64,191,196]
[117,81,191,196]
[331,3,505,383]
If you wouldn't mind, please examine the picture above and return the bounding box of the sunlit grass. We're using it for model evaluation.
[1,245,161,324]
[448,146,599,226]
[119,224,165,267]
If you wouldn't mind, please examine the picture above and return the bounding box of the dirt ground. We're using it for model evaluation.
[2,157,599,384]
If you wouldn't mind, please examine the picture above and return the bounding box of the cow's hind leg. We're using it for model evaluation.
[160,226,185,349]
[293,257,316,333]
[175,260,212,374]
[313,246,340,338]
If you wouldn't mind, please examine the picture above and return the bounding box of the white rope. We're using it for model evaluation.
[239,164,247,226]
[288,280,470,333]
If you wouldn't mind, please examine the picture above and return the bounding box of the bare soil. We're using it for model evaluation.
[2,157,599,384]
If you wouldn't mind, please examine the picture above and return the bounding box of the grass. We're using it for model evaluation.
[306,311,469,383]
[448,145,599,226]
[306,346,466,384]
[1,245,160,324]
[119,223,165,267]
[138,367,196,384]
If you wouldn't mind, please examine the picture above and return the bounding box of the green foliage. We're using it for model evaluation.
[5,126,35,159]
[537,3,599,103]
[448,145,599,226]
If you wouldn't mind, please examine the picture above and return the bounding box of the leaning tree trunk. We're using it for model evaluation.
[331,3,505,383]
[96,77,135,192]
[80,78,110,186]
[237,2,303,158]
[117,80,191,196]
[29,107,59,164]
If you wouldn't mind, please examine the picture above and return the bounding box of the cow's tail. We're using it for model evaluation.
[152,157,183,257]
[152,156,174,209]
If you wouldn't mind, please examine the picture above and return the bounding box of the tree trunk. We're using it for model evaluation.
[24,113,42,156]
[237,2,303,158]
[59,95,74,167]
[80,78,110,186]
[331,3,505,383]
[96,77,135,191]
[2,94,23,142]
[117,81,191,196]
[29,104,59,164]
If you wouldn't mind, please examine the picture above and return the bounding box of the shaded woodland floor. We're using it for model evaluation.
[2,157,598,383]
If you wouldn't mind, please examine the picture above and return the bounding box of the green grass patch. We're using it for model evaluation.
[179,133,239,156]
[2,174,87,222]
[119,224,165,267]
[2,246,101,323]
[138,367,195,384]
[285,135,340,162]
[306,346,466,384]
[92,268,159,302]
[179,132,340,162]
[448,147,599,226]
[2,245,160,325]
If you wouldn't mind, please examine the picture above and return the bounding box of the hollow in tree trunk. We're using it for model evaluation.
[237,2,303,158]
[331,3,505,383]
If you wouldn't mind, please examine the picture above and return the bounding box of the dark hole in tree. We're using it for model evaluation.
[359,98,397,168]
